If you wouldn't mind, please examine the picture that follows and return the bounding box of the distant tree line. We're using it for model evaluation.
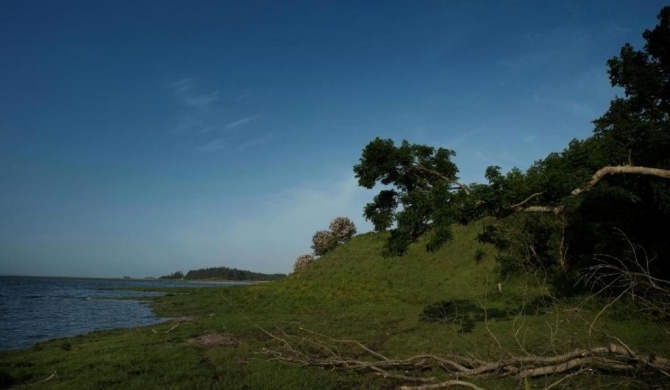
[159,271,184,280]
[160,267,285,281]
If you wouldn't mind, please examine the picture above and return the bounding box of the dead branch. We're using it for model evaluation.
[581,230,670,318]
[28,371,57,386]
[509,192,544,210]
[398,379,486,390]
[412,164,471,195]
[164,322,181,333]
[542,367,591,390]
[503,165,670,216]
[514,205,564,214]
[262,328,670,389]
[572,165,670,196]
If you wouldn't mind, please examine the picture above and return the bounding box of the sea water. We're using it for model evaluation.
[0,276,237,350]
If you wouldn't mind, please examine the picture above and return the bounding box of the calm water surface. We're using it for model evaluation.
[0,276,241,350]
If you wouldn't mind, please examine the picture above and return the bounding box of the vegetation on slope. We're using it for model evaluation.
[3,6,670,390]
[2,224,669,389]
[353,5,670,298]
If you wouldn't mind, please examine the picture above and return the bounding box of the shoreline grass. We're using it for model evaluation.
[2,224,669,389]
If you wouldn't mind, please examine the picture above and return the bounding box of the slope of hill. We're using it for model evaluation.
[2,223,669,389]
[280,222,499,304]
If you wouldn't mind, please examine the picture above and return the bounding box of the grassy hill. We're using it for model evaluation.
[286,223,497,303]
[2,223,669,389]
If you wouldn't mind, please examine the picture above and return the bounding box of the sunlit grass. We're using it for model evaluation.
[1,223,668,389]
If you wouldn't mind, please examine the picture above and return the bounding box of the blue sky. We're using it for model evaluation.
[1,1,666,278]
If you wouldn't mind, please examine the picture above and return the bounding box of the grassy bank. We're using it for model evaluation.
[2,223,669,389]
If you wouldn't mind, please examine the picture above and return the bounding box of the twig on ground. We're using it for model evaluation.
[398,379,486,390]
[28,371,57,386]
[164,322,181,333]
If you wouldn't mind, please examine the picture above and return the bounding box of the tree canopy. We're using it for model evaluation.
[354,6,670,288]
[353,139,466,256]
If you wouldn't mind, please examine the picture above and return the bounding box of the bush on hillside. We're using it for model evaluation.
[329,217,357,243]
[311,230,338,256]
[293,254,316,272]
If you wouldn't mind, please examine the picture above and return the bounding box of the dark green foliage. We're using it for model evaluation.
[2,226,670,389]
[355,6,670,292]
[184,267,285,281]
[594,7,670,169]
[473,248,486,263]
[573,7,670,280]
[354,138,463,255]
[478,214,565,279]
[0,370,15,388]
[159,271,184,280]
[420,299,510,333]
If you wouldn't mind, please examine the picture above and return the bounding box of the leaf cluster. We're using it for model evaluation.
[311,217,358,256]
[353,6,670,291]
[353,138,461,255]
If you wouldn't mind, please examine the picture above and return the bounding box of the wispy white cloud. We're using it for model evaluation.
[237,133,273,150]
[168,78,193,94]
[166,78,272,153]
[197,133,273,153]
[225,116,258,130]
[169,78,219,109]
[198,138,227,152]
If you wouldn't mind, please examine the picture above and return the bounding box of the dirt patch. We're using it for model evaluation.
[185,332,241,348]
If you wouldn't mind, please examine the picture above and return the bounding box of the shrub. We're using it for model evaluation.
[329,217,357,243]
[311,230,338,256]
[293,254,315,273]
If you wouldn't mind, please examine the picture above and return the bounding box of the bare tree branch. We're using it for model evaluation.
[509,192,545,210]
[514,205,564,214]
[581,230,670,319]
[398,380,487,390]
[572,165,670,195]
[262,327,670,389]
[413,164,471,195]
[502,165,670,216]
[542,368,591,390]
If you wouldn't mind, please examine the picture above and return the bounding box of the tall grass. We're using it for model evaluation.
[1,223,668,389]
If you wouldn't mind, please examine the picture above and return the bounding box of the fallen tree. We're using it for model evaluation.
[262,327,670,389]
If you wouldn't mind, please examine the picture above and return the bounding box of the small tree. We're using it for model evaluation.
[329,217,357,243]
[311,230,338,256]
[293,254,315,273]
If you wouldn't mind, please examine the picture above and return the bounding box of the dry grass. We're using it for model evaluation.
[185,332,241,348]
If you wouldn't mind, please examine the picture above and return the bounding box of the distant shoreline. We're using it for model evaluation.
[0,275,262,283]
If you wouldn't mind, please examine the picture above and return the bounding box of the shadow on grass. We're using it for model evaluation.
[419,299,510,333]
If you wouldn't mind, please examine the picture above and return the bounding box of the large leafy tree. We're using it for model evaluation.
[354,6,670,286]
[353,139,468,255]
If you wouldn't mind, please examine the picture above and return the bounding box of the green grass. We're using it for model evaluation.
[2,223,669,389]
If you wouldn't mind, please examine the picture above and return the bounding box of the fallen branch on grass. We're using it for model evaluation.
[262,328,670,389]
[164,322,181,333]
[28,371,57,386]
